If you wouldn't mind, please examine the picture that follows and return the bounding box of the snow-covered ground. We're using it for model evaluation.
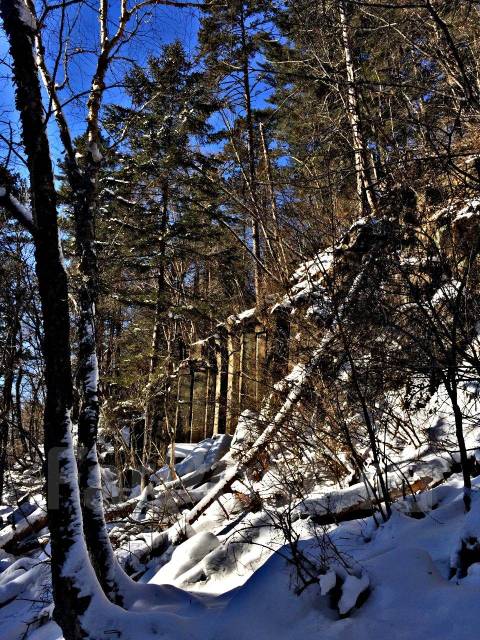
[3,472,480,640]
[3,210,480,639]
[2,385,480,640]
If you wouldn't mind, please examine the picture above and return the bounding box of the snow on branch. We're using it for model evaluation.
[0,186,37,236]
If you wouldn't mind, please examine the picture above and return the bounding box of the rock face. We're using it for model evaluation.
[159,216,386,444]
[156,200,479,446]
[165,308,287,443]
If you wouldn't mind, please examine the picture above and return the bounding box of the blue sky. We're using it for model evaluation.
[0,2,201,174]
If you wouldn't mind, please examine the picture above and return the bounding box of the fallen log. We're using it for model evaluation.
[0,457,229,556]
[1,508,47,554]
[307,476,434,526]
[0,492,150,554]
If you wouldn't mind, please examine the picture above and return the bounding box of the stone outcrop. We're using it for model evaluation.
[168,306,290,443]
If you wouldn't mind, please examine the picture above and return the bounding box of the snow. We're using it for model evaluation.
[151,531,220,584]
[168,442,196,460]
[319,570,337,595]
[0,505,45,548]
[151,435,231,483]
[452,199,480,223]
[120,426,131,446]
[338,572,369,615]
[291,250,334,284]
[431,279,462,305]
[57,236,66,267]
[88,142,103,163]
[229,307,257,325]
[230,410,261,455]
[101,466,119,500]
[5,439,480,640]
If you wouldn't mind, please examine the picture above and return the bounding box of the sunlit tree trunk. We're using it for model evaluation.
[240,3,263,303]
[339,0,378,215]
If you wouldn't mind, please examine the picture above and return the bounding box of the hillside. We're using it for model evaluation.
[2,1,480,639]
[2,204,480,638]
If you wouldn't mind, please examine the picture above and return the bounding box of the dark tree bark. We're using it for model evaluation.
[22,0,134,601]
[0,308,18,500]
[444,370,471,512]
[69,155,127,604]
[142,181,170,482]
[0,419,8,502]
[0,3,104,636]
[239,3,262,304]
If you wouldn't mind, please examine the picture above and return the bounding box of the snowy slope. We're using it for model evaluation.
[18,474,480,640]
[4,210,480,639]
[2,372,480,639]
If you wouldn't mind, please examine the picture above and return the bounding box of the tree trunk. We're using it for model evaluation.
[0,3,106,636]
[446,373,471,511]
[0,319,17,500]
[259,122,288,280]
[142,181,170,484]
[339,0,378,215]
[68,155,128,604]
[0,420,8,502]
[346,352,391,521]
[240,3,262,304]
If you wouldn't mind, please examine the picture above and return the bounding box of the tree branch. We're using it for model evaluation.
[0,187,37,236]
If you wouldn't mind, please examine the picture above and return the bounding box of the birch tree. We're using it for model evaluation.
[0,0,223,632]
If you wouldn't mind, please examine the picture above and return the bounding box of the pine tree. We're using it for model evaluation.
[198,0,276,304]
[104,42,244,470]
